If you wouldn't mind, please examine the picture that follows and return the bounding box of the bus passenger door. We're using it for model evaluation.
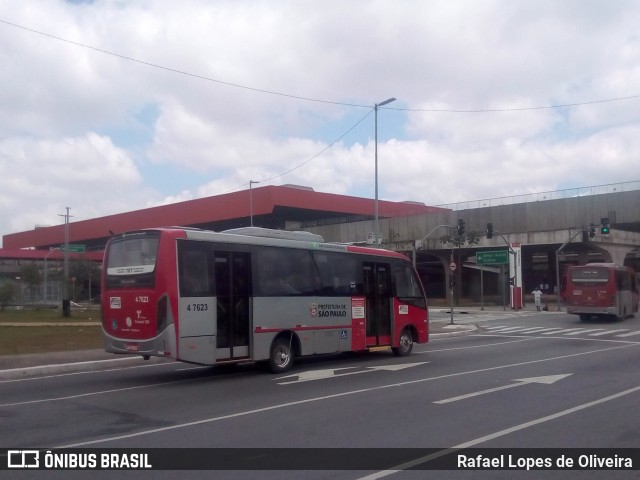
[214,252,251,360]
[363,262,392,347]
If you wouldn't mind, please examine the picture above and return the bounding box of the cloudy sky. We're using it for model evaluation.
[1,0,639,246]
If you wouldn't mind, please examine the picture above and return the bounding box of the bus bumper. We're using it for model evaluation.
[102,327,176,358]
[567,306,616,316]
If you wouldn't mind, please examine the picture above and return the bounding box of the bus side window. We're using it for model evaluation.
[178,245,213,297]
[254,247,320,296]
[313,251,359,296]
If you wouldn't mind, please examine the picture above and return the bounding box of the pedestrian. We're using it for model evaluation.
[532,287,543,311]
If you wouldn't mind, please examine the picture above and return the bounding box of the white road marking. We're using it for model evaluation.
[564,329,607,335]
[358,383,640,479]
[434,374,572,404]
[589,329,630,336]
[54,342,638,449]
[616,330,640,337]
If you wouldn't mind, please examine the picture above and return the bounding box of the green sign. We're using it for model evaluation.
[61,244,86,253]
[476,250,509,265]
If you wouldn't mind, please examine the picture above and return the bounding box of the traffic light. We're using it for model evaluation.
[588,223,596,238]
[486,222,493,239]
[600,217,610,234]
[457,219,465,237]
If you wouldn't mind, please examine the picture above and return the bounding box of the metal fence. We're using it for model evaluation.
[435,180,640,211]
[9,280,62,307]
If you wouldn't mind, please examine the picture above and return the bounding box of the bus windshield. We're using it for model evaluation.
[106,233,160,288]
[570,267,609,285]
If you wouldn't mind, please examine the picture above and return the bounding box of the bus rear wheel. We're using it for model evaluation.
[393,328,413,357]
[269,336,294,373]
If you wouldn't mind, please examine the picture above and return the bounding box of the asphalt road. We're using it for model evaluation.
[1,310,639,479]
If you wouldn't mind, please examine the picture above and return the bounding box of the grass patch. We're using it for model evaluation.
[0,308,100,323]
[0,326,103,356]
[0,308,103,355]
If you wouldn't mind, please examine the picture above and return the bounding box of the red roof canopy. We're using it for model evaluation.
[0,248,103,262]
[3,185,446,250]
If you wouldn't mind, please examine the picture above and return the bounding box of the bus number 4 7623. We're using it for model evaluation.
[187,303,209,312]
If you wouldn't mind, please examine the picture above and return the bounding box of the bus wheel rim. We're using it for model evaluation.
[276,346,290,366]
[400,332,412,350]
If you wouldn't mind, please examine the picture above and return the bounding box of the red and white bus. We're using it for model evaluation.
[565,263,639,321]
[101,227,428,372]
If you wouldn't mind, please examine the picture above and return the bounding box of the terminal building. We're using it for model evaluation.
[0,185,443,305]
[2,182,640,308]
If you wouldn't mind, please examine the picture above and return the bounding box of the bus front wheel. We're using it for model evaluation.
[269,336,294,373]
[393,328,413,357]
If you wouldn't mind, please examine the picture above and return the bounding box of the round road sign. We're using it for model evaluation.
[450,262,457,271]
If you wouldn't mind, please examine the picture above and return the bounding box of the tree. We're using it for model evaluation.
[439,230,481,249]
[68,257,102,301]
[0,282,16,312]
[20,264,42,301]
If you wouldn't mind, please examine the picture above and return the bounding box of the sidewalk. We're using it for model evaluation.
[0,306,551,380]
[0,349,164,380]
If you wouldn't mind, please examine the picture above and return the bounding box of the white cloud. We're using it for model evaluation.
[0,133,155,238]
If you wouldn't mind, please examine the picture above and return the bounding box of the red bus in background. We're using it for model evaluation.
[565,263,639,321]
[101,227,428,373]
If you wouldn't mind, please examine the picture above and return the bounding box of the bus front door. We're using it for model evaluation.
[214,252,251,360]
[363,262,392,347]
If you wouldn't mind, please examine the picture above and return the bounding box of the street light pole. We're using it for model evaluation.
[58,207,71,317]
[413,224,456,266]
[374,97,396,246]
[249,180,259,227]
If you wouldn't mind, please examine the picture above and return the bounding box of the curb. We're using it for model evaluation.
[430,324,478,339]
[0,356,167,381]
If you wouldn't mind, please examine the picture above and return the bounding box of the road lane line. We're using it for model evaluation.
[55,342,639,449]
[420,337,536,352]
[0,377,200,408]
[358,383,640,480]
[0,361,173,384]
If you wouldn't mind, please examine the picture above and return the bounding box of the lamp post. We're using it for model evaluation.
[15,276,23,309]
[58,207,71,317]
[374,97,396,245]
[249,180,259,227]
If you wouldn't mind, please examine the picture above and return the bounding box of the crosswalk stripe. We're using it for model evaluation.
[564,329,605,335]
[516,327,560,333]
[614,330,640,337]
[488,326,528,332]
[588,329,629,336]
[480,324,640,338]
[540,328,585,334]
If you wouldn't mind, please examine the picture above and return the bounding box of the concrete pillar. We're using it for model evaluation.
[600,245,635,265]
